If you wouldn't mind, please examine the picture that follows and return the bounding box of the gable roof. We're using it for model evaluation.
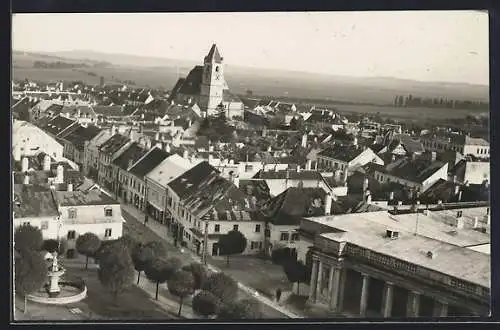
[146,154,196,187]
[375,156,447,184]
[168,161,219,200]
[92,105,125,117]
[63,125,102,151]
[55,190,119,206]
[252,169,323,181]
[112,142,148,171]
[177,66,204,96]
[41,115,77,136]
[318,145,367,162]
[13,184,59,218]
[129,147,170,178]
[98,133,130,155]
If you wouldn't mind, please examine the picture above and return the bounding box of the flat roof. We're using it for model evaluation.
[308,208,490,287]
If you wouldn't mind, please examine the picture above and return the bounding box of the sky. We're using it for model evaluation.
[12,11,489,85]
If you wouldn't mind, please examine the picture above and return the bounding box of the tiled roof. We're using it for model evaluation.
[55,190,119,206]
[252,169,323,181]
[375,156,446,184]
[169,78,186,100]
[45,104,64,114]
[63,125,102,151]
[129,147,170,178]
[238,179,272,206]
[112,142,148,170]
[418,179,489,204]
[146,154,195,187]
[205,44,223,64]
[42,115,77,136]
[168,161,219,200]
[13,184,59,218]
[394,135,425,154]
[99,133,130,155]
[93,105,125,117]
[317,145,366,162]
[177,66,204,96]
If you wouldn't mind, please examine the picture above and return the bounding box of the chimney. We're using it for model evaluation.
[391,154,396,163]
[453,175,457,183]
[43,155,51,171]
[165,143,171,153]
[306,159,312,170]
[389,191,394,201]
[208,154,213,164]
[23,174,30,185]
[412,153,418,161]
[297,166,301,173]
[155,132,160,141]
[13,144,21,162]
[301,134,307,148]
[233,175,240,188]
[67,183,73,192]
[473,216,479,229]
[21,157,29,172]
[183,150,189,159]
[454,185,460,196]
[188,118,192,127]
[431,151,436,162]
[190,155,196,163]
[155,142,162,149]
[458,190,463,202]
[146,139,152,150]
[267,145,272,152]
[398,201,403,206]
[456,217,464,230]
[366,192,372,204]
[209,145,214,152]
[56,164,64,184]
[324,192,333,215]
[363,177,369,192]
[111,125,116,135]
[353,137,358,146]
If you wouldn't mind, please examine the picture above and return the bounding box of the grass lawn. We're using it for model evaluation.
[62,262,179,320]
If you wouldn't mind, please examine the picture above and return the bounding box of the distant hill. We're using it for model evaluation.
[12,49,489,104]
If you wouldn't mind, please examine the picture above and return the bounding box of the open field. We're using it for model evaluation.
[13,50,489,107]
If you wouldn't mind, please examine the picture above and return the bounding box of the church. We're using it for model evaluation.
[168,44,244,119]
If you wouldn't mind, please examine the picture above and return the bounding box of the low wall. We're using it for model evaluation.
[27,281,87,305]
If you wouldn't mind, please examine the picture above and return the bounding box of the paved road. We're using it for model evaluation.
[121,208,294,319]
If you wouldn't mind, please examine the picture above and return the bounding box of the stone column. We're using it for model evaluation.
[337,268,347,313]
[381,281,394,318]
[359,273,370,316]
[328,267,342,312]
[406,291,421,317]
[433,300,448,317]
[327,267,335,306]
[308,260,319,303]
[316,261,324,299]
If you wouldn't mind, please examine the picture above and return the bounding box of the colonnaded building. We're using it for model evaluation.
[299,203,490,317]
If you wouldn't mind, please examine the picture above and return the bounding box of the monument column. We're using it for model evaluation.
[308,260,319,303]
[406,291,421,317]
[381,281,394,318]
[359,273,370,316]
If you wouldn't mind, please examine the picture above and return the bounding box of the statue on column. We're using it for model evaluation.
[51,251,59,272]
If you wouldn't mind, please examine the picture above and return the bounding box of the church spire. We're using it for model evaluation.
[204,44,223,64]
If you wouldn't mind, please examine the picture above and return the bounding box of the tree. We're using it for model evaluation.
[283,259,309,295]
[168,269,195,317]
[117,234,139,253]
[76,232,101,269]
[192,290,222,318]
[202,272,238,303]
[15,250,48,313]
[97,244,135,302]
[218,230,247,267]
[132,241,167,285]
[182,262,210,291]
[145,257,181,300]
[15,224,43,253]
[218,298,262,319]
[42,239,67,255]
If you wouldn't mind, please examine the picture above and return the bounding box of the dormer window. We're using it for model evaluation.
[68,208,77,219]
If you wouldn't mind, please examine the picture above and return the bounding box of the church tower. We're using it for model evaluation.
[200,44,228,115]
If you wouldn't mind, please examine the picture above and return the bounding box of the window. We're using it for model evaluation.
[23,221,30,226]
[41,221,49,230]
[255,224,261,233]
[291,233,299,241]
[67,230,76,240]
[233,224,239,231]
[68,208,77,218]
[280,232,290,241]
[105,207,113,217]
[214,224,220,233]
[250,241,259,249]
[104,228,112,238]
